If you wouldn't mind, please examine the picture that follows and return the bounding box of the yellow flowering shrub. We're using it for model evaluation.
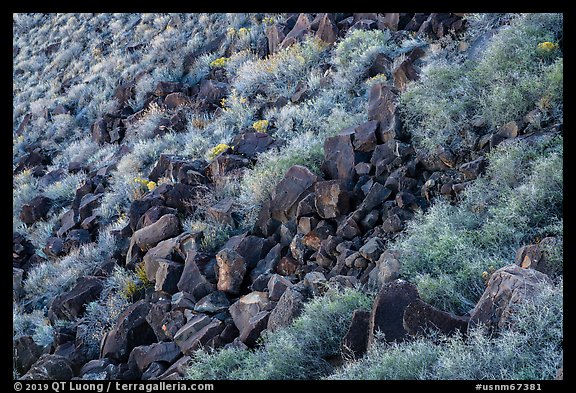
[135,263,152,287]
[210,57,229,68]
[133,177,149,186]
[238,27,250,36]
[536,41,559,57]
[209,143,231,159]
[122,279,139,299]
[481,265,496,286]
[365,73,388,89]
[537,41,558,51]
[122,263,152,299]
[132,177,156,199]
[219,90,248,114]
[252,119,269,133]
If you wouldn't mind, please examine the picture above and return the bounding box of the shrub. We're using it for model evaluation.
[539,236,563,279]
[183,216,238,253]
[210,57,229,68]
[41,172,85,209]
[327,279,562,380]
[399,60,475,150]
[252,119,269,133]
[392,135,563,313]
[13,169,40,231]
[26,210,64,251]
[185,286,373,380]
[332,28,424,94]
[400,13,563,152]
[77,295,131,359]
[23,223,121,309]
[216,89,255,132]
[236,131,324,226]
[232,36,331,99]
[13,306,54,346]
[209,143,231,160]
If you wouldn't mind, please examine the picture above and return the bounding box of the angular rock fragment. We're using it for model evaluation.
[229,291,273,346]
[20,195,52,225]
[369,279,420,345]
[173,314,224,355]
[359,237,384,263]
[13,336,43,375]
[368,250,401,289]
[101,300,156,362]
[267,282,312,332]
[177,250,215,301]
[469,264,552,332]
[194,291,230,314]
[21,354,74,380]
[403,298,469,337]
[155,81,183,96]
[341,309,370,359]
[48,276,103,321]
[267,274,293,301]
[128,342,181,374]
[368,83,402,143]
[459,156,487,180]
[322,133,355,181]
[155,259,184,294]
[280,13,312,50]
[315,180,350,219]
[131,214,181,252]
[216,248,247,295]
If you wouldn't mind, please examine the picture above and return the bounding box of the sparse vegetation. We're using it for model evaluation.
[210,57,229,68]
[327,279,563,380]
[392,135,563,314]
[209,143,231,160]
[252,119,269,133]
[400,13,563,151]
[13,12,562,381]
[186,286,372,380]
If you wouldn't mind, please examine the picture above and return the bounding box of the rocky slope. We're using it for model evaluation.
[13,13,563,380]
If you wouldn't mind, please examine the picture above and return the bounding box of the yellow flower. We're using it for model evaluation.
[252,119,269,133]
[238,27,249,36]
[147,181,157,191]
[133,177,149,185]
[210,143,230,159]
[226,27,236,37]
[135,263,151,286]
[537,41,558,51]
[536,41,559,58]
[367,73,388,83]
[220,98,228,107]
[122,280,138,299]
[239,97,248,104]
[210,57,229,68]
